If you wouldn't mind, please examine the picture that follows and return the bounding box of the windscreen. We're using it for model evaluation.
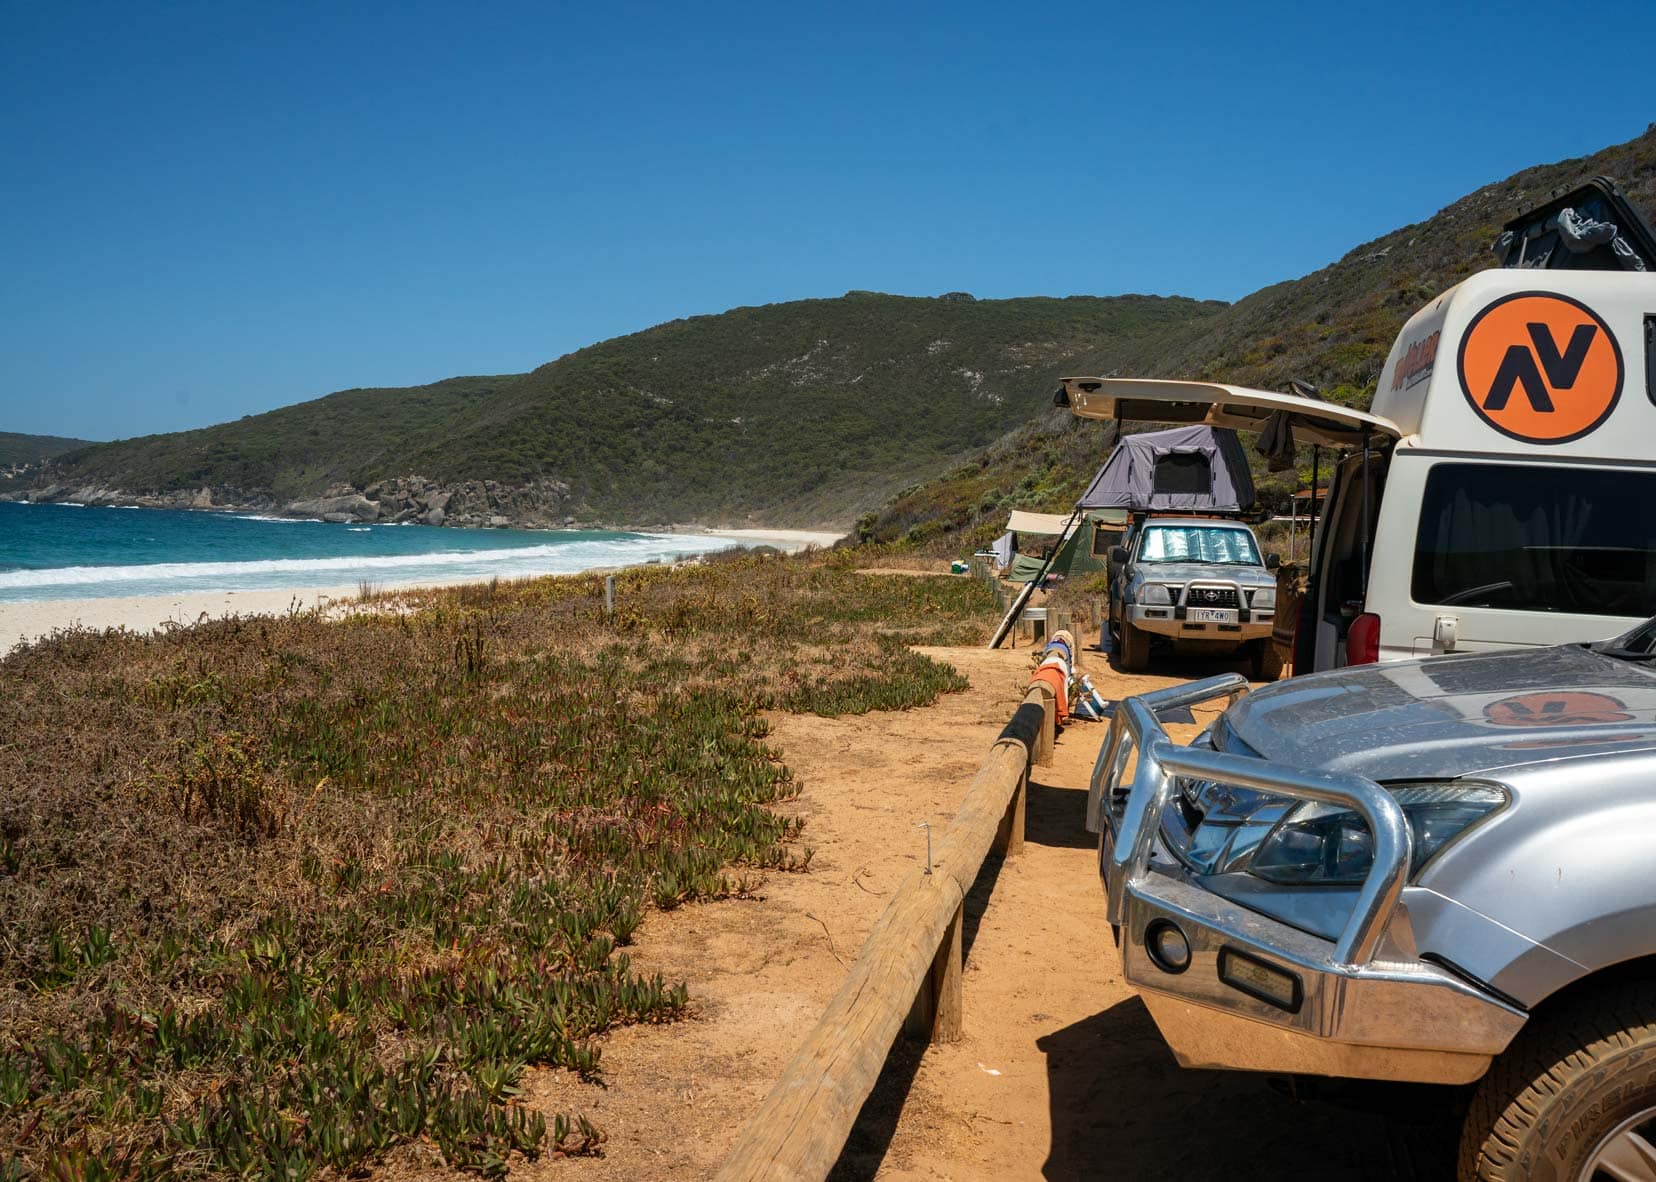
[1412,463,1656,617]
[1137,525,1260,565]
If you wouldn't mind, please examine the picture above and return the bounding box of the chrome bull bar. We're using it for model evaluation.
[1087,674,1413,970]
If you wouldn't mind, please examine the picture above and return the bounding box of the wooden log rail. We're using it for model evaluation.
[714,685,1051,1182]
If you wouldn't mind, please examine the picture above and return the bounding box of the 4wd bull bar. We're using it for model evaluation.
[1086,673,1410,967]
[1084,674,1525,1084]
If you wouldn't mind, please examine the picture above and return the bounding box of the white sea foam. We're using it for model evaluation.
[0,533,741,597]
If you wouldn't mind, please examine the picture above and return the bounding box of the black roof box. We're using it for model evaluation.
[1493,176,1656,271]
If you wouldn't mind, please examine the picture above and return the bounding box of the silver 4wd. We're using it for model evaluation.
[1091,620,1656,1180]
[1108,515,1283,680]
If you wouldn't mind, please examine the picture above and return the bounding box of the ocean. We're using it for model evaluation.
[0,502,766,602]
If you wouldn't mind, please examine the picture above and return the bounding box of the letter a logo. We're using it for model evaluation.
[1458,292,1622,444]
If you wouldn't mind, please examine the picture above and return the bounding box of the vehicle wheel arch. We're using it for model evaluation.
[1521,949,1656,1018]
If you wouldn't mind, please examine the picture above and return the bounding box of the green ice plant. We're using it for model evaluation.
[0,556,993,1176]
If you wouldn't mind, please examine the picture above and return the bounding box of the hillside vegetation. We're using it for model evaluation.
[20,128,1656,536]
[17,295,1220,526]
[0,432,97,470]
[855,127,1656,551]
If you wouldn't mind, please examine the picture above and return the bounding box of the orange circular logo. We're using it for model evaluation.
[1483,691,1632,728]
[1457,292,1622,443]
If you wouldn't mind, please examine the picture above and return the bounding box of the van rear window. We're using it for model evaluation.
[1413,463,1656,617]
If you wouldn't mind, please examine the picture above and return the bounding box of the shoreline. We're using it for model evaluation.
[0,526,843,654]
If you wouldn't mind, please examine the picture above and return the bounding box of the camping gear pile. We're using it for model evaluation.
[997,510,1122,585]
[1027,630,1108,724]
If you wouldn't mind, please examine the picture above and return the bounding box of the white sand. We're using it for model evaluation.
[0,585,366,655]
[699,527,844,547]
[0,528,845,654]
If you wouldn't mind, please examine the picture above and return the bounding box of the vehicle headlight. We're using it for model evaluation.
[1250,586,1277,610]
[1247,782,1508,886]
[1137,583,1174,606]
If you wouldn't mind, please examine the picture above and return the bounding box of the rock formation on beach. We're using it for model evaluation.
[0,474,577,530]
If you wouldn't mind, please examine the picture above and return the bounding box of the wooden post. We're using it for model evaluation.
[1032,683,1055,765]
[902,945,934,1039]
[604,575,616,620]
[994,766,1026,857]
[902,897,963,1045]
[714,737,1031,1181]
[932,904,964,1043]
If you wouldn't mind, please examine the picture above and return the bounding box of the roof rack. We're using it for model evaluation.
[1492,176,1656,271]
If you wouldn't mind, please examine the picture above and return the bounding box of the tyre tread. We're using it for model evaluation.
[1462,979,1656,1181]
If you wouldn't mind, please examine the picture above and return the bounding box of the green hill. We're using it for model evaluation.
[0,431,97,470]
[855,127,1656,551]
[20,127,1656,535]
[17,294,1220,526]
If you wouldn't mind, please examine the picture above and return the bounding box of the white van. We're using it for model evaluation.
[1059,263,1656,673]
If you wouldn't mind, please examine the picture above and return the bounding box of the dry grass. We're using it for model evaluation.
[0,554,995,1179]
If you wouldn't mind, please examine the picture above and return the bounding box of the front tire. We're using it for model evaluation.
[1460,979,1656,1181]
[1117,620,1150,673]
[1249,639,1286,682]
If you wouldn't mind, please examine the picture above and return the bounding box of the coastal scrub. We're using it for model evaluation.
[0,554,993,1179]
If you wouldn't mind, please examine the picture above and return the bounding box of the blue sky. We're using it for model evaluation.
[2,0,1653,441]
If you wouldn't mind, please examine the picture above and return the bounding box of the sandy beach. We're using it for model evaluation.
[0,527,844,654]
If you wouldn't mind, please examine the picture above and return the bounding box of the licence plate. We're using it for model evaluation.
[1188,607,1238,624]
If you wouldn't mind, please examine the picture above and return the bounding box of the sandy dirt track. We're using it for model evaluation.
[861,642,1458,1182]
[384,630,1458,1180]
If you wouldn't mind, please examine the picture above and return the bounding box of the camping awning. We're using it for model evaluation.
[1055,378,1401,448]
[1006,510,1073,536]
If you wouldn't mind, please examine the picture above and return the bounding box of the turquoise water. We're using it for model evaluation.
[0,502,748,602]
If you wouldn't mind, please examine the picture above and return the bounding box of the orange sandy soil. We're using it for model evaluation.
[380,627,1458,1181]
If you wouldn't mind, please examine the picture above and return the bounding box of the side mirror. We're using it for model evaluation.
[1265,553,1281,570]
[1110,546,1130,565]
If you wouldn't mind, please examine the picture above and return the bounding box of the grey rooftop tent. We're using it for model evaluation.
[1076,424,1255,514]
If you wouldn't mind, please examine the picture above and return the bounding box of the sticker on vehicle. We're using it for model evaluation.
[1457,292,1623,444]
[1392,329,1440,392]
[1482,691,1633,728]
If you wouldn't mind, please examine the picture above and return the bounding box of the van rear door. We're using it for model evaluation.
[1057,378,1403,447]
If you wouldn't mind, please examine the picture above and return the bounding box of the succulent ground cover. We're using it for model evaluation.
[0,554,994,1179]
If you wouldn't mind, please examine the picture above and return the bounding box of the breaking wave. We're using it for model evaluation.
[0,534,731,598]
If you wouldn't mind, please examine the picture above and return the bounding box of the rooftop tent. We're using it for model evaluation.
[1076,424,1255,513]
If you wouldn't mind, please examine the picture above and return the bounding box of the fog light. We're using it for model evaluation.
[1219,947,1301,1012]
[1145,920,1191,974]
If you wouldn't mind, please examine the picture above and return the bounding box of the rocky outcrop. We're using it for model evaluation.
[284,490,381,523]
[0,473,581,531]
[2,482,275,513]
[341,476,575,528]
